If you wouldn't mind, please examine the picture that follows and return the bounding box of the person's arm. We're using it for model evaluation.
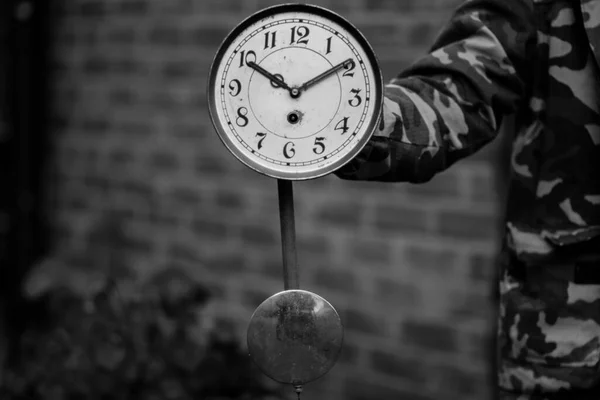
[335,0,537,183]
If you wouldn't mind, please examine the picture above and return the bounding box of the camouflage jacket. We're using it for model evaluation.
[336,0,600,261]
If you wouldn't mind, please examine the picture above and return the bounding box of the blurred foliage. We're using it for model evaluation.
[0,212,281,400]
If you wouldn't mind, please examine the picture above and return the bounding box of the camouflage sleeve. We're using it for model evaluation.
[335,0,537,183]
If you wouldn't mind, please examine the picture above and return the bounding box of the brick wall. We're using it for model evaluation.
[42,0,508,399]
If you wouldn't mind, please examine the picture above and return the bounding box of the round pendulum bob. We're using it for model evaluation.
[247,289,344,396]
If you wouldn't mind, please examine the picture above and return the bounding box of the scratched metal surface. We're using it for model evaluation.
[247,289,344,386]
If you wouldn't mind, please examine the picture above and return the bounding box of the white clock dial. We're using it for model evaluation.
[208,4,383,180]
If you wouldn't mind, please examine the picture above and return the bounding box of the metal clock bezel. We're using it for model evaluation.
[207,3,383,181]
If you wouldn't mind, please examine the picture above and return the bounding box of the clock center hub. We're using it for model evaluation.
[287,111,301,124]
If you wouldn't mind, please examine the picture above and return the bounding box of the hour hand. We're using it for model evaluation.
[247,61,299,97]
[298,58,353,92]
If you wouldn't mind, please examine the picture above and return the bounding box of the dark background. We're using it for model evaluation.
[0,0,50,354]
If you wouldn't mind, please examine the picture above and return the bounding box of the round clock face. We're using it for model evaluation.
[207,4,383,180]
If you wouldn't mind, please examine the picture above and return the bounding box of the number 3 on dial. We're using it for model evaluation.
[208,4,383,180]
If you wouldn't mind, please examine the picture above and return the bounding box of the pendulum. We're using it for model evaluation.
[246,180,344,398]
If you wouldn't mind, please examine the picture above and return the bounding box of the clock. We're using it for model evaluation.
[207,3,383,180]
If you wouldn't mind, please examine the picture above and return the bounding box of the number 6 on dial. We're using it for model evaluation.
[207,4,383,180]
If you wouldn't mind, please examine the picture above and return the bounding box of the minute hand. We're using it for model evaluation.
[299,59,353,92]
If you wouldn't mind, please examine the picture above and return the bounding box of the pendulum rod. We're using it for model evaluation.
[277,179,300,290]
[278,179,304,399]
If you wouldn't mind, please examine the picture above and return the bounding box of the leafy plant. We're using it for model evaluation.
[1,271,282,400]
[0,212,282,400]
